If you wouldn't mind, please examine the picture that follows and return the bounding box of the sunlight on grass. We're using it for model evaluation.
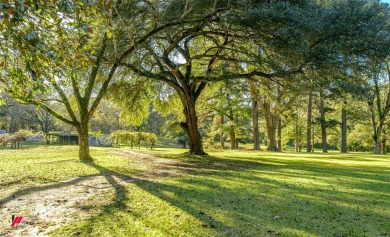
[1,146,390,236]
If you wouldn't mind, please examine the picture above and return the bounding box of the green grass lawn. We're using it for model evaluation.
[1,145,389,236]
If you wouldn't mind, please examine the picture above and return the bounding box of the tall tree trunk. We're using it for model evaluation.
[277,116,282,151]
[276,85,282,151]
[229,110,236,149]
[381,127,387,154]
[77,122,92,161]
[264,109,278,151]
[306,93,312,152]
[180,120,193,151]
[295,115,300,152]
[369,104,382,154]
[341,103,347,153]
[188,112,204,155]
[252,100,260,150]
[374,142,381,154]
[266,125,278,151]
[230,129,236,149]
[320,94,328,153]
[372,127,382,154]
[312,123,315,152]
[220,114,225,149]
[44,110,50,144]
[381,139,386,154]
[180,98,206,155]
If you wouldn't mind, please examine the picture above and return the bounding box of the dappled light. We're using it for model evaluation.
[2,146,387,236]
[1,0,390,236]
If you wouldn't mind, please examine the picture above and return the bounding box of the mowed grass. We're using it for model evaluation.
[1,146,390,236]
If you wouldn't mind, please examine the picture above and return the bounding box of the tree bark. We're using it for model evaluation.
[228,110,236,149]
[369,103,382,154]
[180,121,192,151]
[306,93,312,152]
[381,127,387,154]
[188,113,204,155]
[77,123,92,162]
[264,108,278,151]
[341,103,347,153]
[180,98,206,155]
[295,115,300,152]
[220,114,225,149]
[374,142,381,154]
[320,94,328,153]
[252,100,260,150]
[277,116,282,151]
[230,128,236,149]
[372,126,382,154]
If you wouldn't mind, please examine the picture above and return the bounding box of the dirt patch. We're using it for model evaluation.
[111,150,190,179]
[0,150,187,236]
[0,166,135,236]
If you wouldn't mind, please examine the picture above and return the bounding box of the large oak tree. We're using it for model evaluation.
[0,0,207,160]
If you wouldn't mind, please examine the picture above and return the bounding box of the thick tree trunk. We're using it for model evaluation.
[370,106,382,154]
[220,114,225,149]
[341,104,347,153]
[381,140,386,154]
[374,142,381,154]
[266,126,278,151]
[306,93,312,152]
[188,116,204,155]
[381,127,387,154]
[180,121,193,151]
[265,111,278,151]
[252,100,260,150]
[180,99,206,155]
[372,128,382,154]
[230,129,236,149]
[228,110,236,149]
[320,95,328,153]
[77,123,92,161]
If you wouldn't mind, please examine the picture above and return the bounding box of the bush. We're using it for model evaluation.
[0,130,36,149]
[110,130,157,149]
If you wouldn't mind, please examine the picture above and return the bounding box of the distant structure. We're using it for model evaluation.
[48,133,98,146]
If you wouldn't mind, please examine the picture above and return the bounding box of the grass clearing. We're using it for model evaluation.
[1,146,390,236]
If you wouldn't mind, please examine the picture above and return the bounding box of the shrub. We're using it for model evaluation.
[110,130,157,149]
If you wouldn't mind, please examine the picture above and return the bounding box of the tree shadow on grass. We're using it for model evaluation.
[72,151,390,236]
[0,159,139,236]
[57,159,233,237]
[62,152,390,236]
[2,152,390,237]
[128,153,390,236]
[0,174,100,207]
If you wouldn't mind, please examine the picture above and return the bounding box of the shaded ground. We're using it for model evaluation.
[0,149,182,237]
[111,150,188,179]
[0,175,133,236]
[1,147,390,236]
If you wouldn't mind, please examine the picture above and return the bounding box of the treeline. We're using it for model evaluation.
[1,0,390,160]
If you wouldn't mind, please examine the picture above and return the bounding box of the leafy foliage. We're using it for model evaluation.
[110,130,157,149]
